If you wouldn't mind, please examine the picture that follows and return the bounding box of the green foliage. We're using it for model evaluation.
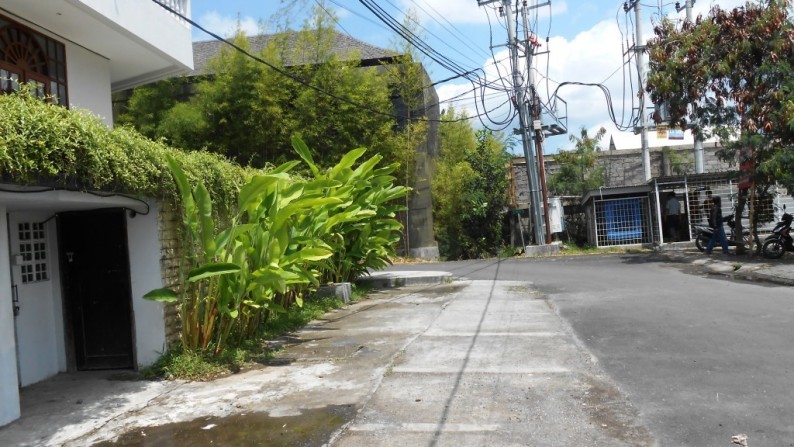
[143,294,347,380]
[148,137,406,354]
[433,108,511,259]
[118,18,398,170]
[4,85,403,365]
[382,9,433,190]
[646,0,794,190]
[292,137,408,283]
[645,1,794,248]
[114,77,187,139]
[0,87,247,215]
[141,346,238,381]
[662,146,694,175]
[548,127,606,196]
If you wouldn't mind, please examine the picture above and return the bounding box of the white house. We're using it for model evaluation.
[0,0,193,426]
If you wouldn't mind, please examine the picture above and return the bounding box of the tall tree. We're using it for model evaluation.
[433,107,477,259]
[548,127,606,196]
[433,108,510,259]
[646,0,794,250]
[116,5,398,169]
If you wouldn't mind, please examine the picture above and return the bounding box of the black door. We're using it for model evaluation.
[59,209,134,370]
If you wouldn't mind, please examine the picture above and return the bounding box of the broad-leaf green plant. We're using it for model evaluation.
[292,137,409,283]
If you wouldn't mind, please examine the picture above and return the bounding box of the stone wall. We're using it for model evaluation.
[509,143,737,244]
[512,143,737,208]
[158,200,182,347]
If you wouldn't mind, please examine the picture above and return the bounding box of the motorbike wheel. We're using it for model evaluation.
[762,238,786,259]
[695,236,708,252]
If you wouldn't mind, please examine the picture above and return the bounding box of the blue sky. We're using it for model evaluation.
[188,0,745,153]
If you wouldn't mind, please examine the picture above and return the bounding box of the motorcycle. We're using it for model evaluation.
[761,207,794,259]
[692,214,749,252]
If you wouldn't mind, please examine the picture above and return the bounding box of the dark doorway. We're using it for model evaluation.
[58,209,134,370]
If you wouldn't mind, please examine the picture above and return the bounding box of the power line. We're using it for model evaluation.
[151,0,490,124]
[357,0,486,86]
[403,0,492,61]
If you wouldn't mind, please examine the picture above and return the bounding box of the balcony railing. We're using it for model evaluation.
[154,0,190,25]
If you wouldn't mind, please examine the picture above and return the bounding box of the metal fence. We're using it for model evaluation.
[657,179,794,244]
[593,196,653,247]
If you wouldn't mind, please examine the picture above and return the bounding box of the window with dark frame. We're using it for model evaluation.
[0,14,67,106]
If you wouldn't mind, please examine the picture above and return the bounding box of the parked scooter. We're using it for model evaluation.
[761,206,793,259]
[692,214,749,252]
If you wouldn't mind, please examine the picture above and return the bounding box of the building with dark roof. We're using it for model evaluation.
[117,31,440,258]
[190,32,398,75]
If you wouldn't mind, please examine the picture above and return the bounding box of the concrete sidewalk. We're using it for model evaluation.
[659,246,794,286]
[0,279,653,447]
[333,280,652,446]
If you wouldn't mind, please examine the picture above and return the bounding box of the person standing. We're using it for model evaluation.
[705,195,729,255]
[664,191,681,242]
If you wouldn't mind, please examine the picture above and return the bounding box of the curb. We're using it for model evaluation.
[356,270,453,289]
[659,251,794,287]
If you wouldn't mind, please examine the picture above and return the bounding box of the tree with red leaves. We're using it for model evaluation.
[646,0,794,252]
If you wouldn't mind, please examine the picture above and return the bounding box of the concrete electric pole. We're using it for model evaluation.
[676,0,704,173]
[625,0,651,182]
[478,0,546,245]
[522,5,553,244]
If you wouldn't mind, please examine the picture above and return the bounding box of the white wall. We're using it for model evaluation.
[0,209,21,426]
[66,43,113,126]
[79,0,193,70]
[48,221,66,372]
[126,201,167,367]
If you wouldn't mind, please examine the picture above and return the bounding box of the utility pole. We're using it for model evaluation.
[676,0,704,173]
[522,4,552,244]
[478,0,545,245]
[626,0,651,182]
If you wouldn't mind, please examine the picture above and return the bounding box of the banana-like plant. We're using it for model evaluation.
[292,137,408,283]
[145,137,406,354]
[145,152,339,353]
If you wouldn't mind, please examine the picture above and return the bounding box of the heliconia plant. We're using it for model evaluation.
[144,137,407,354]
[291,137,409,283]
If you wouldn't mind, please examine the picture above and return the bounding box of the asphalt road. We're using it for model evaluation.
[387,254,794,447]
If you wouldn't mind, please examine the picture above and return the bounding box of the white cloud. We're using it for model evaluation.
[396,0,566,25]
[194,11,260,41]
[435,4,736,153]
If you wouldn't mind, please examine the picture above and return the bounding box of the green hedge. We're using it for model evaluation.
[0,89,255,215]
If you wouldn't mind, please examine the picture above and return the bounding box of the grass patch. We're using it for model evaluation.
[143,290,375,381]
[556,243,651,256]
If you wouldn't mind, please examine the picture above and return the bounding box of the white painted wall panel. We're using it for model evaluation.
[0,209,21,426]
[77,0,193,68]
[126,201,167,367]
[65,44,113,126]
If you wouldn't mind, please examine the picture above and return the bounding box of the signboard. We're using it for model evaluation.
[548,197,564,233]
[668,128,684,140]
[656,125,668,139]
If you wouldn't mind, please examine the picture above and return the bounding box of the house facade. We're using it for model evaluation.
[0,0,193,426]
